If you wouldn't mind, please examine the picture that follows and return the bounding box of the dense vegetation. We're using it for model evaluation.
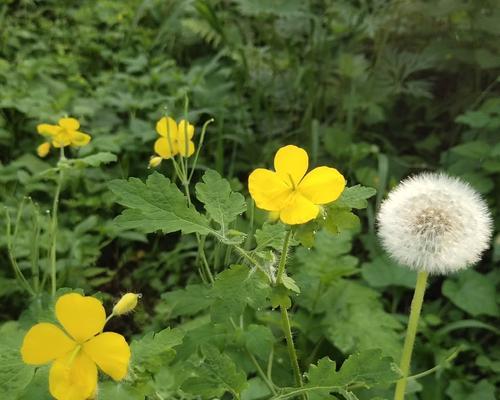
[1,1,499,399]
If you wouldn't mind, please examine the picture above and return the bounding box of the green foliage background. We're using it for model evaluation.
[0,0,499,399]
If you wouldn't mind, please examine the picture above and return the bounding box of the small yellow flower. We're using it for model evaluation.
[113,293,141,316]
[248,145,346,225]
[36,117,91,157]
[21,293,131,400]
[37,142,51,158]
[153,116,195,161]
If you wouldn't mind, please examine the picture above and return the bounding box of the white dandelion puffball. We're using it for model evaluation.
[377,173,492,275]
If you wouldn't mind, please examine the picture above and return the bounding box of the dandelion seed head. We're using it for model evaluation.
[377,172,492,275]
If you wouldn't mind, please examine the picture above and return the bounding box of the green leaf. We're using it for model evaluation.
[99,381,145,400]
[450,141,491,159]
[109,172,211,235]
[244,325,275,362]
[0,324,34,397]
[161,284,213,318]
[70,152,117,168]
[195,169,247,230]
[255,222,296,251]
[332,185,377,209]
[446,379,496,400]
[282,275,301,293]
[318,280,402,360]
[284,350,399,399]
[361,255,416,288]
[325,208,361,234]
[211,265,270,323]
[131,327,184,374]
[442,270,499,317]
[181,345,248,398]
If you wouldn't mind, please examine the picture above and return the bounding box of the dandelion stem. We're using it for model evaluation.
[394,271,429,400]
[276,229,304,397]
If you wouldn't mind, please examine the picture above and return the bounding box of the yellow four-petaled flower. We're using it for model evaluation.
[150,117,195,167]
[21,293,131,400]
[248,145,346,225]
[36,118,91,158]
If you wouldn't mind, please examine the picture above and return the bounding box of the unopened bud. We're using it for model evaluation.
[37,142,51,158]
[148,156,162,168]
[113,293,141,316]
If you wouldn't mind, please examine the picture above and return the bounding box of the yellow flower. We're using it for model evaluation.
[248,145,346,225]
[36,118,91,157]
[21,293,131,400]
[153,116,195,160]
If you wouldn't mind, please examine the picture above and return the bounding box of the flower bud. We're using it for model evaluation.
[113,293,141,316]
[37,142,51,158]
[148,156,162,168]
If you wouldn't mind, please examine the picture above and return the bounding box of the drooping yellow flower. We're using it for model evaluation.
[36,118,91,157]
[21,293,131,400]
[152,117,195,162]
[248,145,346,225]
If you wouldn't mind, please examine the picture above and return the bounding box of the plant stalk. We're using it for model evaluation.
[394,271,429,400]
[50,155,65,297]
[276,229,304,396]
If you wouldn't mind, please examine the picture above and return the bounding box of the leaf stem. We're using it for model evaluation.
[394,271,429,400]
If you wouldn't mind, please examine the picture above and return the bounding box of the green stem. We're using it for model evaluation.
[5,208,35,296]
[246,349,277,395]
[281,306,304,391]
[50,158,65,297]
[394,271,429,400]
[276,228,304,395]
[276,229,292,284]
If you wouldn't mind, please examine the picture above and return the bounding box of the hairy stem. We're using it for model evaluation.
[276,229,304,396]
[394,271,429,400]
[50,150,65,297]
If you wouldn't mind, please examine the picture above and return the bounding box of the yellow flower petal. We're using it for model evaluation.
[83,332,131,381]
[70,131,91,147]
[58,118,80,131]
[274,145,309,188]
[248,168,293,211]
[49,351,97,400]
[154,137,178,159]
[177,140,195,157]
[279,192,319,225]
[37,124,60,137]
[156,117,178,139]
[21,323,76,365]
[55,294,106,343]
[177,120,194,140]
[52,131,72,148]
[298,166,346,204]
[37,142,51,158]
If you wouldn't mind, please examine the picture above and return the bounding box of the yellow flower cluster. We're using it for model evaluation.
[248,145,346,225]
[149,116,196,167]
[36,118,91,158]
[21,293,133,400]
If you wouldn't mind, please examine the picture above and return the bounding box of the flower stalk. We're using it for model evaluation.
[50,149,65,297]
[276,229,304,394]
[394,271,429,400]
